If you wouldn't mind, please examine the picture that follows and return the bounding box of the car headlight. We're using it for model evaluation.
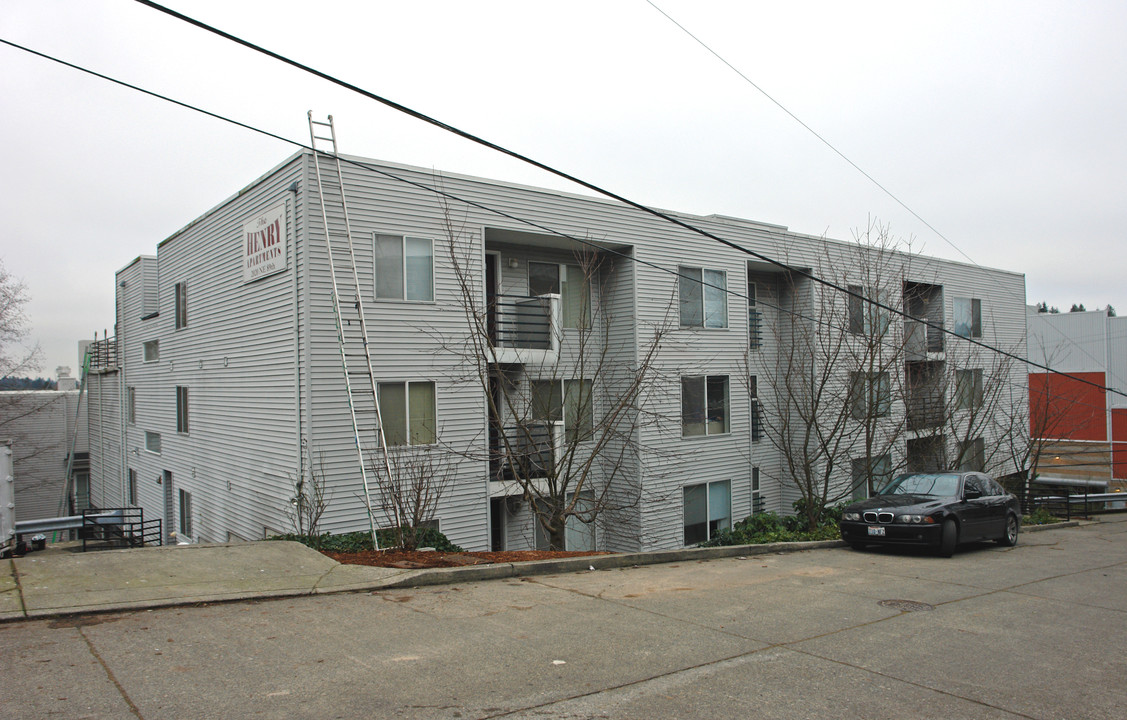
[897,514,937,524]
[843,512,861,521]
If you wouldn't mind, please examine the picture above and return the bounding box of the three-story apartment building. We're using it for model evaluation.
[85,151,1028,551]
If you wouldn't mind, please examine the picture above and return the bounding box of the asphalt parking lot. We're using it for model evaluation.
[2,516,1125,719]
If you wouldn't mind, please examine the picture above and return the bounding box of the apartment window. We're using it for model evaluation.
[953,297,982,338]
[749,375,763,442]
[529,262,590,329]
[849,371,891,419]
[683,479,732,545]
[174,281,187,329]
[126,386,136,424]
[531,379,594,443]
[145,431,161,454]
[143,340,159,363]
[378,381,437,445]
[375,234,433,301]
[681,375,730,437]
[958,438,986,472]
[679,266,727,328]
[176,386,189,434]
[751,466,764,514]
[128,468,137,506]
[178,489,193,536]
[748,280,762,350]
[955,369,984,410]
[851,455,891,501]
[848,285,891,336]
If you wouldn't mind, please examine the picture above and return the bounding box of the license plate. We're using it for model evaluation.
[867,526,886,536]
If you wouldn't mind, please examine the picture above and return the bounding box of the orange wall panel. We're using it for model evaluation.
[1029,372,1107,442]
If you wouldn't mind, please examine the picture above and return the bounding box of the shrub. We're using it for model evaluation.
[1022,507,1061,526]
[701,504,842,547]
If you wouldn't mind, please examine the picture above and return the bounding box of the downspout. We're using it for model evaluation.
[289,182,304,493]
[1105,312,1114,481]
[118,283,127,509]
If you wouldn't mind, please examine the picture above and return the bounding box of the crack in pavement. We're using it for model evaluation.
[78,625,145,719]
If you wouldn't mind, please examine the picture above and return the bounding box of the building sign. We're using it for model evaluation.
[243,203,287,283]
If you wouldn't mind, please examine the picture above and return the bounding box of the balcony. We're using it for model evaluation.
[488,293,560,365]
[906,395,946,430]
[905,319,944,360]
[87,336,118,371]
[488,421,563,497]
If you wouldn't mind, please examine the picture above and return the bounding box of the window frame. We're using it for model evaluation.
[953,297,983,338]
[682,479,732,545]
[174,281,187,330]
[679,266,728,329]
[176,386,189,434]
[374,234,435,302]
[528,261,591,329]
[377,380,437,446]
[848,371,891,420]
[681,375,731,438]
[530,378,594,443]
[749,375,762,442]
[178,488,193,536]
[847,285,892,336]
[126,386,136,425]
[144,430,162,455]
[954,368,984,411]
[127,468,137,506]
[142,340,160,363]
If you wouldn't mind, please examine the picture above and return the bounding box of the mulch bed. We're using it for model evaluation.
[321,549,611,569]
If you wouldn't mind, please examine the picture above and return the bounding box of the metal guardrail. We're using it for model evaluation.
[1027,492,1127,521]
[489,423,557,481]
[490,294,553,350]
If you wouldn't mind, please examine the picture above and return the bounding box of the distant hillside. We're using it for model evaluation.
[0,377,58,391]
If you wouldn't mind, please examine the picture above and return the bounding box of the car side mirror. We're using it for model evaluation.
[964,488,982,500]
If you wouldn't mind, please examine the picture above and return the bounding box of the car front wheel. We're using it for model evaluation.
[997,514,1019,547]
[938,519,958,557]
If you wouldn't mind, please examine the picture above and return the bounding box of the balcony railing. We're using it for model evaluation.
[487,294,560,364]
[906,395,946,430]
[87,337,118,370]
[489,421,563,483]
[748,309,763,350]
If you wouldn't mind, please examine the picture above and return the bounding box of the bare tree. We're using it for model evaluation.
[0,259,42,379]
[372,444,455,550]
[285,443,331,542]
[757,223,916,529]
[442,201,676,551]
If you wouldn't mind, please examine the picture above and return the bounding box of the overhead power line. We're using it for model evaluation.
[126,1,1127,401]
[1,27,1120,411]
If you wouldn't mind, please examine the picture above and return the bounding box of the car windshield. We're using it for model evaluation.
[878,473,961,498]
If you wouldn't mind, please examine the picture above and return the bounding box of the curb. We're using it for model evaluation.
[375,538,847,589]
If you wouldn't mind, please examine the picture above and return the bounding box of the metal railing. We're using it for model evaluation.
[489,422,559,481]
[87,336,118,369]
[748,309,763,350]
[490,294,553,350]
[905,396,945,430]
[81,508,163,550]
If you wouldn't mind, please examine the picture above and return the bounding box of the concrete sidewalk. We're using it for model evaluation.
[0,523,1077,622]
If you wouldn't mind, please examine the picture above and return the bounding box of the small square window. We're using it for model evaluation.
[953,297,982,338]
[378,381,437,445]
[127,386,136,424]
[145,431,162,454]
[143,340,160,363]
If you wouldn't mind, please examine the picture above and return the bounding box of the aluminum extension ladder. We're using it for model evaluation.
[307,112,396,550]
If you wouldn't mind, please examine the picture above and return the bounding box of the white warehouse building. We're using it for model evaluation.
[85,150,1028,551]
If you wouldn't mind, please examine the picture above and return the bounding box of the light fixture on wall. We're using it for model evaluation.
[508,258,519,269]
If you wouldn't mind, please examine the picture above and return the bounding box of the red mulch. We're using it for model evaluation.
[321,549,611,569]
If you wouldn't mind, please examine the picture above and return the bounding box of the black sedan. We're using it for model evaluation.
[839,472,1020,557]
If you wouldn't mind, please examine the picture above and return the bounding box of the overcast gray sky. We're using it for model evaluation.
[3,0,1125,375]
